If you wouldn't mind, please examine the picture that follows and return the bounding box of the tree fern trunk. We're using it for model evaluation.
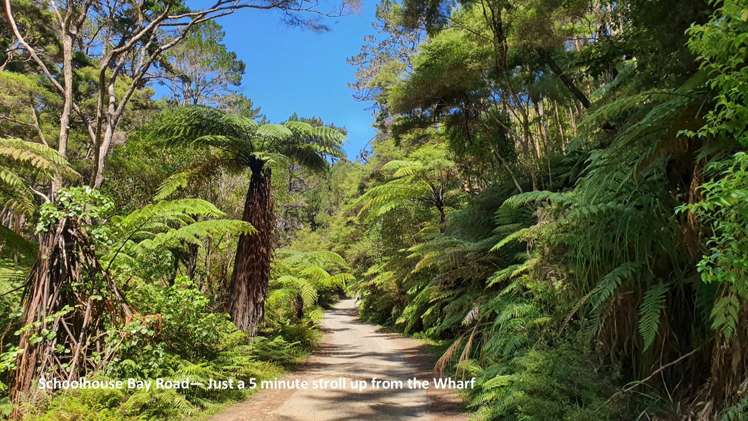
[229,161,273,336]
[294,294,304,321]
[10,216,129,418]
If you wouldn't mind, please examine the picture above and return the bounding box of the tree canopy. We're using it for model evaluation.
[0,0,747,419]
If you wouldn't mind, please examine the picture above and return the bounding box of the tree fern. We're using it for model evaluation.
[0,138,77,178]
[148,106,343,170]
[135,219,254,252]
[266,248,352,324]
[354,142,460,228]
[0,137,78,216]
[112,199,224,229]
[105,199,254,270]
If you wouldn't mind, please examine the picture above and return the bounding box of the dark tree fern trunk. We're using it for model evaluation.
[10,215,129,419]
[229,159,273,336]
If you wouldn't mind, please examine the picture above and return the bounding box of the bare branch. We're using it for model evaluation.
[2,0,65,95]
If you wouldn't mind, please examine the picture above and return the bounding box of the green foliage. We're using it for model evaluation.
[116,277,239,367]
[682,153,748,341]
[720,395,748,421]
[119,389,194,419]
[264,248,351,345]
[469,345,621,421]
[2,0,748,419]
[333,0,748,418]
[638,282,669,350]
[387,27,490,114]
[687,0,748,147]
[248,336,303,366]
[36,187,113,233]
[355,141,462,227]
[146,106,345,200]
[28,277,289,420]
[0,137,78,216]
[162,21,245,106]
[590,263,641,311]
[102,197,253,279]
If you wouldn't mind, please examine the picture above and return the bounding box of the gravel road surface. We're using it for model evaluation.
[209,299,467,421]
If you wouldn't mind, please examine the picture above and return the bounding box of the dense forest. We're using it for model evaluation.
[1,0,747,419]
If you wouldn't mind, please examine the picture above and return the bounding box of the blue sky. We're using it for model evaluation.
[215,2,379,158]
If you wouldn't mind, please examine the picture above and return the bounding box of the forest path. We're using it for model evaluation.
[208,299,467,421]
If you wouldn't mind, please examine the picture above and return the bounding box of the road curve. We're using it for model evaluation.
[209,299,467,421]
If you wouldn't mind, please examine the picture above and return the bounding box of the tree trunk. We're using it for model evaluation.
[51,30,74,194]
[10,215,130,419]
[437,206,446,233]
[294,294,304,321]
[228,160,273,336]
[91,82,117,188]
[185,243,199,280]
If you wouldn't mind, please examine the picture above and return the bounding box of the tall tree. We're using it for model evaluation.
[158,21,246,106]
[148,106,345,334]
[2,0,349,189]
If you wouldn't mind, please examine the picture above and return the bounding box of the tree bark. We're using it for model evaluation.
[51,13,75,194]
[10,216,130,418]
[91,79,116,188]
[56,31,74,159]
[294,294,304,321]
[228,160,273,336]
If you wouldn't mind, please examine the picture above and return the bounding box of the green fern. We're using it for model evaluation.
[354,142,460,226]
[502,190,571,208]
[0,137,78,216]
[638,282,669,350]
[146,106,345,197]
[105,199,254,270]
[590,262,641,310]
[710,294,740,340]
[490,228,531,253]
[135,219,254,251]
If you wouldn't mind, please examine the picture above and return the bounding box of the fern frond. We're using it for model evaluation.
[490,228,531,253]
[502,190,571,208]
[256,124,293,141]
[148,106,257,145]
[711,293,740,340]
[0,137,79,179]
[590,262,641,310]
[113,199,224,230]
[136,219,255,251]
[0,225,36,261]
[638,282,669,350]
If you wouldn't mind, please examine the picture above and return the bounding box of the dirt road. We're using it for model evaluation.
[209,299,467,421]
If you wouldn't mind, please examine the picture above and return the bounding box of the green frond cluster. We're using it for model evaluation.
[105,198,253,271]
[355,142,461,225]
[111,198,224,229]
[136,219,255,251]
[638,282,669,350]
[146,106,345,181]
[501,190,572,208]
[0,137,78,215]
[590,262,641,311]
[147,106,258,147]
[266,248,352,328]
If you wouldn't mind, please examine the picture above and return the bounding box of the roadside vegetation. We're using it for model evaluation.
[0,0,747,419]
